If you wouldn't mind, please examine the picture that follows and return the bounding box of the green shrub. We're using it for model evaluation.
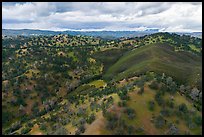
[39,123,47,131]
[149,81,159,90]
[138,86,144,95]
[86,113,96,124]
[154,115,166,128]
[21,127,31,134]
[124,107,136,119]
[193,115,202,126]
[148,101,155,111]
[178,103,188,113]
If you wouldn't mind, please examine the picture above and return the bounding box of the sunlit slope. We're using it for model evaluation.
[104,43,202,87]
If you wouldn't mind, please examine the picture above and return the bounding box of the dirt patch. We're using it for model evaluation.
[107,104,123,117]
[83,111,106,135]
[119,79,127,85]
[25,99,34,114]
[29,124,43,135]
[128,76,139,81]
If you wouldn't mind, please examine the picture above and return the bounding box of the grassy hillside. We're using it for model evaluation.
[136,32,202,55]
[92,48,130,72]
[104,43,202,87]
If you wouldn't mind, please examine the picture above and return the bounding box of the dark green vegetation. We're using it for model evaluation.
[92,48,129,72]
[2,32,202,135]
[105,43,202,88]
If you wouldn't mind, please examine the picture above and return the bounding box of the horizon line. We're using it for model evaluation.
[2,28,202,33]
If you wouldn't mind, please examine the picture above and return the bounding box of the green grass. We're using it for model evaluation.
[189,44,201,53]
[68,51,78,62]
[124,84,162,135]
[72,84,95,95]
[88,80,107,88]
[104,43,202,86]
[119,83,202,135]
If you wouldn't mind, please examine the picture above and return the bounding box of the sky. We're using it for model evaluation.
[2,2,202,32]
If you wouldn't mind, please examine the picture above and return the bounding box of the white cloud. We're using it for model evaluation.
[2,2,202,32]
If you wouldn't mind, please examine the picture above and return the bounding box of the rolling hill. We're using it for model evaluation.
[104,43,202,88]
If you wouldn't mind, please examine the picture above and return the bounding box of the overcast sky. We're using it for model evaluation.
[2,2,202,32]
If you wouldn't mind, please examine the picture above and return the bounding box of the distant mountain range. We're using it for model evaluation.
[2,29,202,39]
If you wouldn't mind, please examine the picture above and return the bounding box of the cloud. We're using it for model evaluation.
[2,2,202,32]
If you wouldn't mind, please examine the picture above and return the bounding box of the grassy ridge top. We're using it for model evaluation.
[104,43,202,87]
